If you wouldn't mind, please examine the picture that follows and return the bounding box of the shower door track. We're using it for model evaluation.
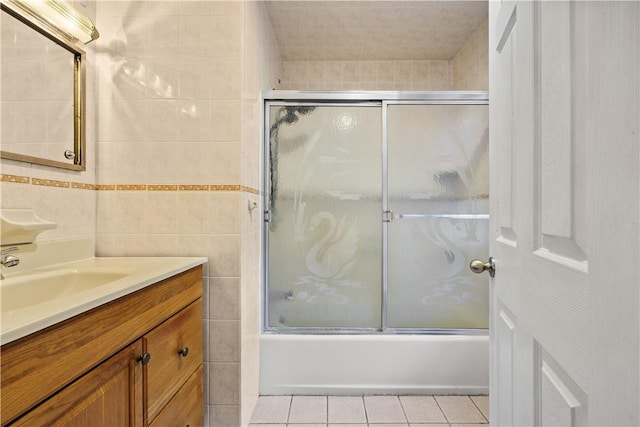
[262,90,489,336]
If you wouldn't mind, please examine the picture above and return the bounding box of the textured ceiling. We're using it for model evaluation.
[265,1,488,61]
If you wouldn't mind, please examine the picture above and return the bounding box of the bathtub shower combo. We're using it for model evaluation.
[261,92,489,395]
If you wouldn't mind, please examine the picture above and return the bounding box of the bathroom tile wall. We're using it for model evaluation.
[241,2,280,426]
[278,59,453,91]
[0,0,97,246]
[94,2,278,426]
[452,19,489,91]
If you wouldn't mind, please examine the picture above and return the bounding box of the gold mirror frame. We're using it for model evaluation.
[0,0,98,171]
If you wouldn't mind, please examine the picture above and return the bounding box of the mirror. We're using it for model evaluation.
[1,2,90,171]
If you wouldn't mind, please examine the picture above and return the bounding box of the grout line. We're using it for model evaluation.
[433,395,450,425]
[325,395,329,425]
[469,395,489,424]
[362,395,369,426]
[395,395,409,424]
[286,395,293,424]
[397,395,409,424]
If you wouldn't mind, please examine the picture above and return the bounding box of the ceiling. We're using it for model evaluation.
[265,1,488,62]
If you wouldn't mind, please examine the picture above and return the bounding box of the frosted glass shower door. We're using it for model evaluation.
[386,104,489,329]
[266,104,382,329]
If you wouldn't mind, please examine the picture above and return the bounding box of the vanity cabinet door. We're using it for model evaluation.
[145,300,203,422]
[149,365,204,427]
[11,340,144,427]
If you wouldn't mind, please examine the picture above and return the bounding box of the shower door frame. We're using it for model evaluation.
[262,91,489,335]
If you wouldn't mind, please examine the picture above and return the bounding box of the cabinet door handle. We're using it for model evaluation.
[178,347,189,357]
[137,352,151,365]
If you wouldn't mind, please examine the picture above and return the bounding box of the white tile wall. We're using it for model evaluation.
[452,19,489,91]
[1,0,97,246]
[279,60,453,91]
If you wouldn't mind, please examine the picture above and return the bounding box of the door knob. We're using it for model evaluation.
[469,257,495,277]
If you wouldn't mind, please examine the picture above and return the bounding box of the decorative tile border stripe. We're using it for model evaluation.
[210,184,241,191]
[116,184,147,191]
[1,174,30,184]
[148,185,178,191]
[71,182,97,190]
[1,175,262,195]
[241,185,261,195]
[95,185,116,191]
[179,185,210,191]
[32,178,70,188]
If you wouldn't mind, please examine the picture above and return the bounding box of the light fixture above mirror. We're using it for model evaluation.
[1,0,99,44]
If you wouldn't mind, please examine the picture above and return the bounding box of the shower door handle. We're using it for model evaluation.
[469,257,495,277]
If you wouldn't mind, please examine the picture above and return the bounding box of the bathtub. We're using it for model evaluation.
[259,333,489,395]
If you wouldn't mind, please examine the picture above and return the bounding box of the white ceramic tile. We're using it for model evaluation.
[179,1,211,16]
[147,58,180,99]
[328,396,367,424]
[146,1,179,17]
[183,142,241,184]
[142,234,178,256]
[148,16,180,58]
[144,191,177,233]
[289,396,327,423]
[211,100,242,141]
[209,362,240,405]
[119,16,150,57]
[178,100,215,141]
[207,234,241,278]
[470,395,489,421]
[174,191,212,234]
[399,396,447,424]
[250,396,291,424]
[364,396,407,424]
[209,320,240,362]
[435,396,487,424]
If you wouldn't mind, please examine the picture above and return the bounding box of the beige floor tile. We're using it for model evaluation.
[248,425,286,427]
[288,424,326,427]
[250,395,291,424]
[470,395,489,421]
[289,396,328,423]
[435,396,486,424]
[368,424,409,427]
[400,396,448,423]
[409,424,449,427]
[328,396,367,424]
[364,396,407,423]
[451,424,489,427]
[330,424,367,427]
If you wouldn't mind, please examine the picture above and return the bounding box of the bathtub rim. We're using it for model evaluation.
[259,333,490,396]
[262,327,489,336]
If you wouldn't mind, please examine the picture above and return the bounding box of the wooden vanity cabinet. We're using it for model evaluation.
[146,300,203,422]
[1,265,204,427]
[11,340,144,427]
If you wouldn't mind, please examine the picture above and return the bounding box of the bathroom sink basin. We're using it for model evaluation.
[1,269,127,312]
[0,256,207,345]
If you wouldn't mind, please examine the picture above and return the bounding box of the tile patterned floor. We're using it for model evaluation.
[250,395,489,427]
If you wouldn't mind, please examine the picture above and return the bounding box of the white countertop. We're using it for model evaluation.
[1,256,207,345]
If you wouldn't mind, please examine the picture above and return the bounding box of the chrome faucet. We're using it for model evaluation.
[1,246,20,268]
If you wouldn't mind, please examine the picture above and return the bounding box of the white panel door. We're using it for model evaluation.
[488,1,639,425]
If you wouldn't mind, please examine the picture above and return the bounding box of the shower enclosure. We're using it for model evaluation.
[264,92,489,334]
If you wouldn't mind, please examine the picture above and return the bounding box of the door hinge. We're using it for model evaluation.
[264,210,272,223]
[383,210,394,223]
